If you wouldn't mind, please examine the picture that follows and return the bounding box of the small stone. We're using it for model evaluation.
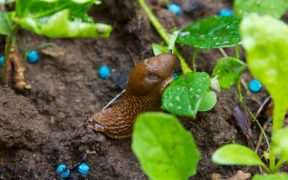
[98,65,111,79]
[27,50,39,64]
[249,79,262,93]
[167,3,182,16]
[56,164,70,178]
[78,162,90,175]
[218,9,233,17]
[0,55,4,66]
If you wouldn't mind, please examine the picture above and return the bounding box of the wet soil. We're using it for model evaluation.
[0,0,271,179]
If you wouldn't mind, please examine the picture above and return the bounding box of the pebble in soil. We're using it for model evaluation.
[27,50,39,64]
[0,55,4,66]
[98,65,111,79]
[56,164,70,178]
[167,3,182,16]
[249,79,263,93]
[78,163,90,175]
[218,9,233,16]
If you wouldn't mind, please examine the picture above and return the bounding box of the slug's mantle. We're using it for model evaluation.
[89,53,177,139]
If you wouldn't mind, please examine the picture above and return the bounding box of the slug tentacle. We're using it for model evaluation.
[89,53,177,139]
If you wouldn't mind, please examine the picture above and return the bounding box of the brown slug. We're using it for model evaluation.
[89,53,177,139]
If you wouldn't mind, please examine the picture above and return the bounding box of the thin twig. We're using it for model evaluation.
[102,89,126,110]
[219,48,228,57]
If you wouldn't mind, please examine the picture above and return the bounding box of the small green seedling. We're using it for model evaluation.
[0,0,112,85]
[234,0,288,19]
[212,57,246,89]
[213,14,288,178]
[132,112,200,180]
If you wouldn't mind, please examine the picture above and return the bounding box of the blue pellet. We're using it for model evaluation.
[56,164,70,178]
[98,65,111,79]
[0,55,4,66]
[27,50,39,64]
[249,79,262,93]
[167,3,182,16]
[218,9,233,16]
[78,162,90,175]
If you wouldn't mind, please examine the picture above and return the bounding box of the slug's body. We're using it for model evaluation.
[89,53,177,139]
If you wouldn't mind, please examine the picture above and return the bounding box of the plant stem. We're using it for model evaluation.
[237,79,244,106]
[274,159,285,172]
[235,43,240,59]
[192,48,199,71]
[247,109,270,150]
[269,150,276,173]
[1,25,18,86]
[2,36,12,85]
[137,0,192,74]
[261,164,271,174]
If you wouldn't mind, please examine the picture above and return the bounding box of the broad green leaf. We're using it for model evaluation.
[162,72,211,118]
[212,57,246,89]
[152,43,169,56]
[132,112,200,180]
[198,91,217,112]
[253,174,288,180]
[0,12,14,36]
[272,128,288,161]
[0,0,15,4]
[241,14,288,132]
[16,0,112,38]
[212,144,265,166]
[234,0,288,19]
[176,16,241,49]
[18,10,112,38]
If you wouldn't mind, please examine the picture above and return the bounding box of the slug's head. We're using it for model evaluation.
[126,53,177,96]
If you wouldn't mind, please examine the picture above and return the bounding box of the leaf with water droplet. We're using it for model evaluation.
[212,57,246,89]
[241,14,288,131]
[176,16,241,49]
[234,0,288,19]
[162,72,211,118]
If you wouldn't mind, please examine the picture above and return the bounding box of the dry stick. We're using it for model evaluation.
[255,96,272,153]
[11,42,31,90]
[219,48,228,57]
[102,89,126,110]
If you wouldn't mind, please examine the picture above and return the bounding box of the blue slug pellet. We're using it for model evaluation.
[98,65,111,79]
[218,9,233,16]
[56,164,70,178]
[78,163,90,175]
[27,50,39,64]
[0,55,4,66]
[167,3,182,16]
[249,79,262,93]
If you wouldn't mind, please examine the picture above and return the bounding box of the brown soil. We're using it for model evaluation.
[0,0,271,179]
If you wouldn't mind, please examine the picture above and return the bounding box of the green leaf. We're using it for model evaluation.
[234,0,288,19]
[212,144,264,166]
[176,16,241,49]
[0,12,14,36]
[272,128,288,161]
[198,91,217,112]
[132,112,200,180]
[212,57,246,89]
[168,31,179,53]
[152,43,169,56]
[162,72,211,118]
[253,174,288,180]
[16,0,112,38]
[0,0,15,4]
[241,14,288,131]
